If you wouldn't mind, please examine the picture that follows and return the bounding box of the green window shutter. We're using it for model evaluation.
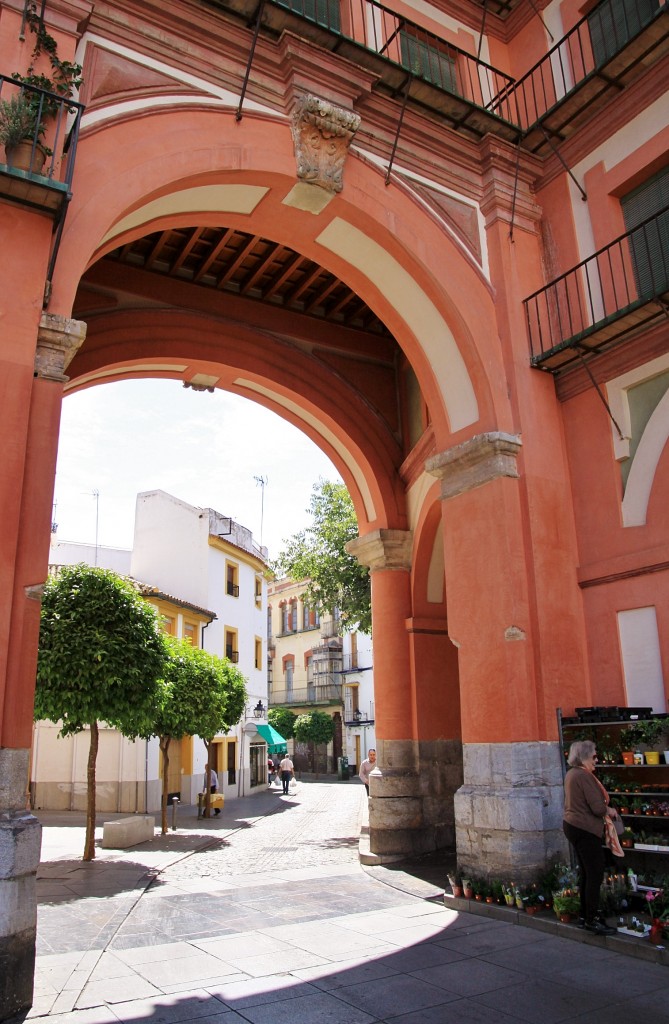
[589,0,660,66]
[621,166,669,300]
[399,32,458,95]
[276,0,341,31]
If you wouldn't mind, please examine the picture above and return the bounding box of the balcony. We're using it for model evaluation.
[270,683,342,705]
[493,0,669,155]
[0,76,84,222]
[207,0,521,143]
[524,206,669,373]
[206,0,668,154]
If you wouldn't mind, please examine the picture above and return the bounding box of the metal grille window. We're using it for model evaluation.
[621,166,669,301]
[589,0,660,65]
[400,32,458,94]
[275,0,341,31]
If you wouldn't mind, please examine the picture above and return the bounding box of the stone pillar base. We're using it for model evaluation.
[367,738,463,861]
[0,750,42,1022]
[454,741,568,882]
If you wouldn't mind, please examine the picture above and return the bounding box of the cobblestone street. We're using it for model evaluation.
[160,778,366,879]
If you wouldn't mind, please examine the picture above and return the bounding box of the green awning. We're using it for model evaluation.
[255,723,288,753]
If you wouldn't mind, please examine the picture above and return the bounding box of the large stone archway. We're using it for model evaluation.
[2,79,588,1023]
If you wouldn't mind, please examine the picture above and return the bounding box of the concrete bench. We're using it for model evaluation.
[102,815,155,849]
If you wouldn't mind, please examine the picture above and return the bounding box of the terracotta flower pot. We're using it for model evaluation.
[622,751,635,765]
[4,139,47,174]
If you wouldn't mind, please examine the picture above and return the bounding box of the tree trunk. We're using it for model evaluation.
[204,740,211,819]
[160,736,170,834]
[84,721,99,861]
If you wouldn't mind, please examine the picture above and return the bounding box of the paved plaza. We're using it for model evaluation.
[29,778,669,1024]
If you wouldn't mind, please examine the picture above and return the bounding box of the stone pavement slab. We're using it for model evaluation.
[29,781,669,1024]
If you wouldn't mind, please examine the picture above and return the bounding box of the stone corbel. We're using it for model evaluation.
[291,94,360,194]
[34,313,87,383]
[426,431,522,501]
[346,529,412,572]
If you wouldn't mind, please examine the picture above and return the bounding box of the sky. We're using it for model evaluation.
[53,378,341,561]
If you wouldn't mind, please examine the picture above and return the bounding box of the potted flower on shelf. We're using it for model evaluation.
[620,828,635,849]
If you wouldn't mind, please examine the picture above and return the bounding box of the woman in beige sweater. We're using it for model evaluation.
[563,740,620,935]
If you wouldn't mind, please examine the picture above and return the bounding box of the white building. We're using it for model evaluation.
[32,491,270,812]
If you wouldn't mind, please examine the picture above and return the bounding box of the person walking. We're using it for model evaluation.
[204,765,221,816]
[359,748,376,795]
[563,739,619,935]
[279,753,294,795]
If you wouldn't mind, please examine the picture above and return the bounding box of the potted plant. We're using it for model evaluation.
[447,873,463,897]
[462,877,473,899]
[3,2,82,171]
[0,91,48,171]
[620,828,635,849]
[552,891,581,922]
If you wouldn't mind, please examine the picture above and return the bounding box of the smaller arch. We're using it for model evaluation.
[622,390,669,526]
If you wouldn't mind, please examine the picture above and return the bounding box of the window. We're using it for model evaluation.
[276,0,340,31]
[400,32,458,94]
[589,0,660,66]
[183,620,197,646]
[267,606,273,640]
[254,637,262,671]
[290,599,298,632]
[285,657,294,693]
[226,561,239,598]
[302,602,311,630]
[255,575,263,607]
[162,615,176,635]
[280,603,289,634]
[306,653,314,684]
[225,628,239,663]
[621,166,669,302]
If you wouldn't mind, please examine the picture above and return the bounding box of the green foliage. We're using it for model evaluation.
[35,564,167,736]
[150,635,248,742]
[272,479,371,634]
[268,706,297,740]
[294,710,335,745]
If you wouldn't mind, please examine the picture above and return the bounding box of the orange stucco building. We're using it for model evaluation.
[1,0,668,1015]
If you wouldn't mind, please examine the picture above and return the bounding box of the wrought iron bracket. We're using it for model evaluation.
[236,0,266,122]
[385,72,413,186]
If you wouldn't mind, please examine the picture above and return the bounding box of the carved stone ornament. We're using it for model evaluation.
[34,313,87,383]
[291,94,360,194]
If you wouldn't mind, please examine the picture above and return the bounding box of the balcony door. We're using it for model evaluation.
[622,166,669,302]
[589,0,661,66]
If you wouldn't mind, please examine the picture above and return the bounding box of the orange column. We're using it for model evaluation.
[0,313,85,1023]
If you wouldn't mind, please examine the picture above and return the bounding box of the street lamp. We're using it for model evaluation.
[353,709,363,723]
[253,700,265,719]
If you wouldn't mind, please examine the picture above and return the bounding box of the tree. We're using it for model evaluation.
[152,635,248,831]
[272,479,371,633]
[267,706,297,741]
[35,564,167,860]
[294,710,336,746]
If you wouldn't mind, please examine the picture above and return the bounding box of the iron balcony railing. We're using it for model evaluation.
[262,0,519,131]
[489,0,666,133]
[247,0,666,145]
[270,683,342,705]
[0,74,84,193]
[524,205,669,370]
